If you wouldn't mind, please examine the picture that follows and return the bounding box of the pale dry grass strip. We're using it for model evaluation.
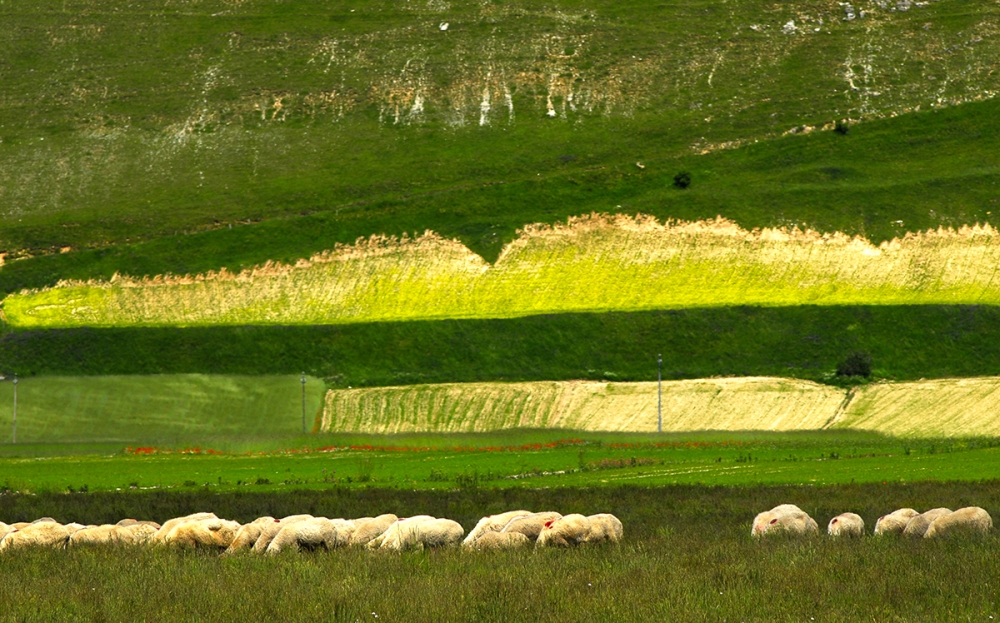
[7,215,1000,327]
[321,378,845,434]
[838,377,1000,437]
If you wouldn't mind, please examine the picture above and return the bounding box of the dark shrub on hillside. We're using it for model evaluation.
[837,351,872,378]
[834,121,850,135]
[673,172,691,189]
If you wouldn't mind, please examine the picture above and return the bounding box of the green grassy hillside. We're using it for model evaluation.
[0,375,324,444]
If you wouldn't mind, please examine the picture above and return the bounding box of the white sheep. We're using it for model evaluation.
[164,518,241,550]
[536,514,591,548]
[0,520,71,551]
[349,514,398,547]
[152,512,218,544]
[462,510,532,546]
[252,515,313,553]
[69,524,135,547]
[500,512,562,542]
[586,514,624,543]
[463,530,531,551]
[925,507,993,538]
[369,516,435,550]
[751,504,818,538]
[873,508,919,535]
[827,513,865,537]
[266,518,355,554]
[903,508,952,537]
[223,516,276,555]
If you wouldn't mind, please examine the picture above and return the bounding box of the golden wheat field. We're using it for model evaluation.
[320,378,847,434]
[6,214,1000,328]
[321,376,1000,437]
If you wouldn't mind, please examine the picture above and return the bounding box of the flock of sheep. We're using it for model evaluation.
[752,504,994,539]
[0,510,624,554]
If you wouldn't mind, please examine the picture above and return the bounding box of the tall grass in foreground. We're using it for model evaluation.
[2,484,1000,621]
[8,215,1000,328]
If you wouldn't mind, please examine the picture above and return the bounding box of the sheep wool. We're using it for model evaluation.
[462,510,532,546]
[827,513,865,538]
[536,514,591,548]
[0,521,71,551]
[500,512,563,542]
[371,516,436,550]
[64,523,88,535]
[874,509,919,535]
[252,515,313,553]
[903,508,952,537]
[152,512,218,544]
[69,525,132,547]
[0,523,11,542]
[924,507,993,539]
[464,530,531,551]
[266,518,355,554]
[223,517,276,555]
[751,505,818,538]
[349,514,398,547]
[164,518,241,550]
[585,514,624,543]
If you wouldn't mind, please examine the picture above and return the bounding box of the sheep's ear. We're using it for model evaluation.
[831,518,838,524]
[769,518,778,525]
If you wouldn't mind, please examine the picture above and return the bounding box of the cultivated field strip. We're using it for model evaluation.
[8,215,1000,328]
[323,376,1000,437]
[321,378,845,434]
[835,378,1000,437]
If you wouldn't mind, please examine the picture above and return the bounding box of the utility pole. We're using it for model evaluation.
[657,355,662,433]
[301,372,307,434]
[12,373,17,444]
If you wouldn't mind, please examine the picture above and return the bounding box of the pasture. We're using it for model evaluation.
[3,483,1000,621]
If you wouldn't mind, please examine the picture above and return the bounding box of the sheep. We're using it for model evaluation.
[751,505,818,538]
[223,516,276,555]
[462,510,532,546]
[64,523,88,535]
[10,523,30,530]
[536,514,591,548]
[152,512,218,544]
[586,514,624,543]
[125,522,160,544]
[252,515,313,553]
[163,518,241,550]
[925,507,993,539]
[266,518,355,555]
[463,530,531,551]
[874,508,919,535]
[368,516,435,550]
[828,513,865,538]
[378,518,463,551]
[0,520,71,551]
[349,514,398,547]
[500,512,562,542]
[903,508,952,537]
[0,522,14,542]
[69,524,135,547]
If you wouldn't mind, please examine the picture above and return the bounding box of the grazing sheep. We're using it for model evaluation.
[585,514,624,543]
[349,514,398,547]
[828,513,865,538]
[462,510,532,546]
[164,518,241,550]
[266,518,356,554]
[0,521,71,551]
[874,509,919,535]
[925,507,993,539]
[536,514,591,548]
[252,515,313,553]
[379,518,463,551]
[500,512,563,542]
[152,512,218,544]
[0,523,13,542]
[64,523,87,535]
[903,508,952,537]
[125,523,159,543]
[751,505,818,538]
[223,517,276,555]
[69,524,135,547]
[463,530,531,551]
[368,516,435,550]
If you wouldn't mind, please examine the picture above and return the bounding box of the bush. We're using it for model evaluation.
[673,171,691,189]
[837,351,872,378]
[834,121,850,135]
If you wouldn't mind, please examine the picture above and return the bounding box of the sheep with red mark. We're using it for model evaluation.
[164,517,241,550]
[349,514,398,547]
[751,504,818,538]
[925,507,993,538]
[462,510,532,546]
[499,512,562,542]
[874,508,919,535]
[0,521,71,551]
[903,508,952,537]
[536,514,591,548]
[827,513,865,537]
[266,518,355,554]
